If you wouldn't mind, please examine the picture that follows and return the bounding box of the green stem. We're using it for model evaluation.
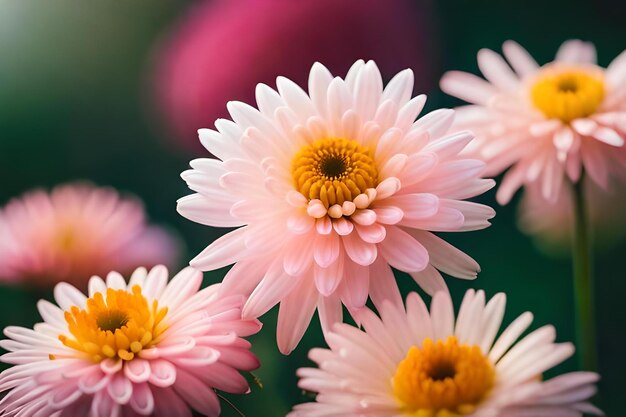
[570,177,597,372]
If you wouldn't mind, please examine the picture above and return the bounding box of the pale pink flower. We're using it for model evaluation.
[0,183,180,288]
[178,60,495,354]
[290,290,601,417]
[0,265,261,417]
[441,40,626,204]
[154,0,436,153]
[519,174,626,253]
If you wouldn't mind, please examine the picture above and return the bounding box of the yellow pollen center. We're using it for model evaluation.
[530,67,605,123]
[292,138,379,209]
[58,286,168,362]
[54,226,78,251]
[392,337,495,417]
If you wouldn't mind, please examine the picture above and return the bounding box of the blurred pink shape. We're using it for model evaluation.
[518,175,626,255]
[154,0,436,153]
[0,183,181,289]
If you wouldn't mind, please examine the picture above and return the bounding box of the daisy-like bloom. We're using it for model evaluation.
[440,40,626,204]
[178,60,495,354]
[0,183,180,288]
[0,265,261,417]
[290,290,602,417]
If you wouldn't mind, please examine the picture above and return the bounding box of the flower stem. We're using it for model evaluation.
[570,177,597,372]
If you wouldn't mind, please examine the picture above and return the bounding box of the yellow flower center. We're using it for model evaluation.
[530,67,605,123]
[58,286,168,362]
[54,225,80,252]
[292,138,379,209]
[392,337,495,417]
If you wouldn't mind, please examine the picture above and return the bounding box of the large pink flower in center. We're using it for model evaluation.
[178,61,495,354]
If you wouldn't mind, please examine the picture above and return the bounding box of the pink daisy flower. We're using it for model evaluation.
[440,40,626,204]
[290,290,601,417]
[0,183,180,288]
[178,60,495,354]
[0,265,261,417]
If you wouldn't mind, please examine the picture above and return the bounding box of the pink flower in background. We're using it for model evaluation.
[518,175,626,254]
[0,266,261,417]
[441,40,626,204]
[154,0,435,153]
[290,290,601,417]
[178,61,495,354]
[0,183,180,288]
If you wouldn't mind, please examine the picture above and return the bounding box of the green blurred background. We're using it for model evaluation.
[0,0,624,415]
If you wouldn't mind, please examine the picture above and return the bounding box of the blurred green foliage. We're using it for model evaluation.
[0,0,624,416]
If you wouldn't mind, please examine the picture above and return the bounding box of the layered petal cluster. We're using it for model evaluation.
[0,183,180,288]
[441,40,626,204]
[290,290,601,417]
[0,266,261,417]
[178,60,495,353]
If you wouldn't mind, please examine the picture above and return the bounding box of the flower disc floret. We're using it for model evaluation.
[531,67,605,123]
[293,137,378,208]
[59,286,168,362]
[393,337,494,416]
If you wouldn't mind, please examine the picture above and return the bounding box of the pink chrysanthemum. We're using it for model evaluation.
[178,60,495,353]
[0,265,261,417]
[441,40,626,204]
[290,290,601,417]
[0,183,180,288]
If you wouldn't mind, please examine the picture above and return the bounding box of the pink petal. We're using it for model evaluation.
[398,152,438,187]
[354,223,387,244]
[332,217,354,235]
[375,177,401,200]
[368,256,403,310]
[152,386,192,417]
[219,258,268,297]
[342,232,377,266]
[408,230,479,279]
[381,193,439,220]
[555,39,597,64]
[173,369,220,417]
[148,359,177,388]
[313,232,341,268]
[409,264,448,296]
[430,292,455,340]
[372,206,404,225]
[502,40,539,76]
[400,206,465,231]
[242,259,302,318]
[107,373,133,405]
[338,260,370,309]
[378,226,429,272]
[177,194,242,228]
[440,71,496,105]
[314,254,344,296]
[477,48,520,92]
[283,235,315,276]
[124,359,151,383]
[317,293,343,336]
[277,277,319,354]
[190,226,248,270]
